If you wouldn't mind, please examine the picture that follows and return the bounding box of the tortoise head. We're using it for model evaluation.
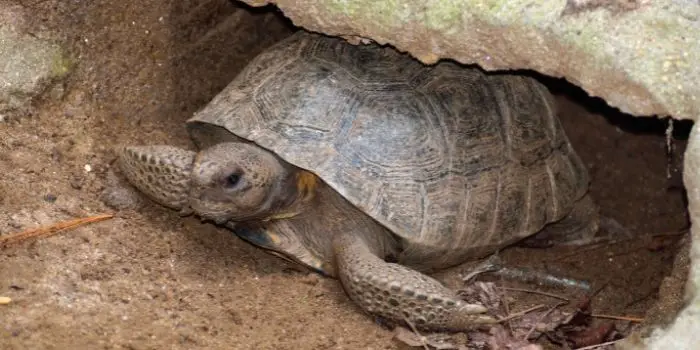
[188,142,315,224]
[118,142,315,224]
[119,141,329,273]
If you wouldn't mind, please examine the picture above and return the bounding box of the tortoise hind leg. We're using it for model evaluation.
[520,193,628,248]
[332,230,497,331]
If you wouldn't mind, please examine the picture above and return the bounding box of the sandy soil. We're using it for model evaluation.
[0,0,691,349]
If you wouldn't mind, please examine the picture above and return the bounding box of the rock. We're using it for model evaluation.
[99,169,147,211]
[0,2,72,118]
[241,0,700,121]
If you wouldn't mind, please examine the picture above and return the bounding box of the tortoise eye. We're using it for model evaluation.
[224,172,242,188]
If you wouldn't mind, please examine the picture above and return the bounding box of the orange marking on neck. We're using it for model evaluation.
[262,170,317,222]
[296,170,318,201]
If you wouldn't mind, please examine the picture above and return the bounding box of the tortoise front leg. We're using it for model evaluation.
[332,231,497,331]
[117,145,196,214]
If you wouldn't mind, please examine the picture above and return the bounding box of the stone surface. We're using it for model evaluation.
[242,0,699,121]
[0,2,71,118]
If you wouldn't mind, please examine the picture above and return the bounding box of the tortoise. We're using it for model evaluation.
[116,31,600,331]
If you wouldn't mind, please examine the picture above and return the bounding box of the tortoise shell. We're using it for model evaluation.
[185,32,590,263]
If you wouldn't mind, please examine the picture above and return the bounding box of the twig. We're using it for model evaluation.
[394,326,460,350]
[492,266,591,291]
[0,214,114,248]
[499,287,570,302]
[499,278,513,333]
[462,255,589,291]
[590,314,644,323]
[461,254,503,282]
[402,317,429,350]
[590,281,610,299]
[574,339,622,350]
[522,301,568,341]
[498,304,546,322]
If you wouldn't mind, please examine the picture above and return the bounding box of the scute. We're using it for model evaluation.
[309,33,425,88]
[186,32,590,266]
[336,93,447,182]
[414,67,508,175]
[488,75,562,165]
[253,59,347,141]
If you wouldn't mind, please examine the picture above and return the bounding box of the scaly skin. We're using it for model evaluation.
[118,146,196,214]
[333,231,496,330]
[117,143,498,331]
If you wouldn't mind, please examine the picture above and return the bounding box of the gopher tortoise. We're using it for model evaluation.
[117,32,599,331]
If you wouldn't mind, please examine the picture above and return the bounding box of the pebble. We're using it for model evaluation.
[70,175,84,190]
[44,193,57,203]
[99,169,145,210]
[300,273,320,286]
[0,297,11,305]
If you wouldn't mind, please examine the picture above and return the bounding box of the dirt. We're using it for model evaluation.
[0,0,691,349]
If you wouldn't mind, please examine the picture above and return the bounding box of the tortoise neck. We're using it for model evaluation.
[260,168,319,221]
